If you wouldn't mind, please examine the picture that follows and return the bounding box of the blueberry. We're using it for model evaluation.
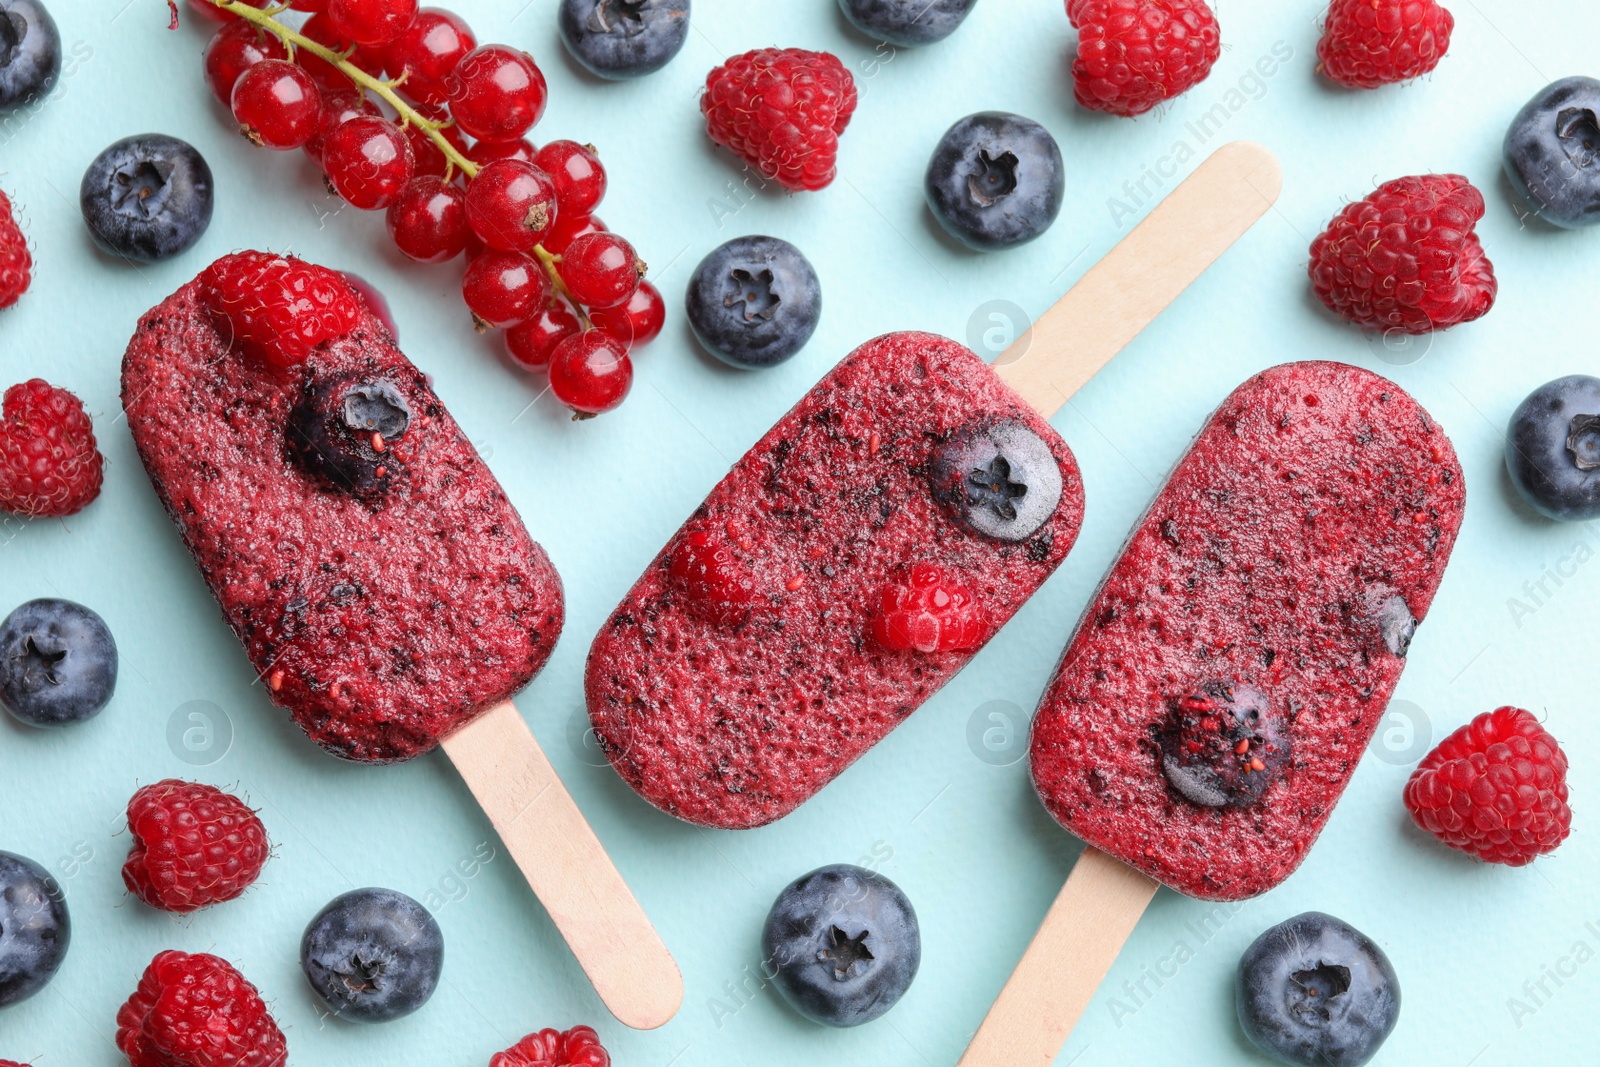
[301,888,443,1023]
[286,375,414,500]
[0,599,117,728]
[839,0,979,47]
[925,111,1064,251]
[0,851,70,1008]
[1507,374,1600,520]
[1504,77,1600,229]
[1237,912,1401,1067]
[559,0,690,80]
[1156,681,1291,809]
[762,863,920,1028]
[79,134,214,263]
[685,235,821,369]
[0,0,60,113]
[929,419,1063,542]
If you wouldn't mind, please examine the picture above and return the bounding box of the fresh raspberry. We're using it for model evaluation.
[667,526,756,623]
[701,47,856,192]
[116,951,287,1067]
[1066,0,1221,117]
[0,1060,33,1067]
[197,251,364,368]
[1404,707,1571,866]
[0,380,104,519]
[871,563,987,654]
[1308,173,1496,335]
[490,1026,610,1067]
[1318,0,1455,89]
[0,188,30,310]
[122,780,270,913]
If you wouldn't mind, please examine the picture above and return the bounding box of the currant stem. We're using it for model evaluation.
[203,0,480,180]
[533,245,592,329]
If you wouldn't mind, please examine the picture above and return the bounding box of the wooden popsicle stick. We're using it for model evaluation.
[995,140,1283,419]
[957,850,1158,1066]
[442,700,683,1030]
[959,143,1282,1066]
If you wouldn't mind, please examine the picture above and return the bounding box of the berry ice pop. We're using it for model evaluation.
[959,361,1464,1066]
[587,142,1284,829]
[122,251,680,1029]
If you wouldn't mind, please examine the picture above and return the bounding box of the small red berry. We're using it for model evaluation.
[535,140,606,218]
[1404,706,1571,866]
[491,1025,611,1067]
[203,21,287,107]
[589,280,664,349]
[548,330,633,416]
[401,102,469,178]
[505,301,582,371]
[468,137,537,168]
[298,12,387,88]
[666,527,755,623]
[542,211,604,255]
[702,47,856,192]
[871,563,987,653]
[387,175,468,262]
[122,779,270,912]
[445,44,548,142]
[1318,0,1455,89]
[303,86,379,167]
[462,250,550,329]
[465,158,559,252]
[558,231,643,310]
[321,115,416,209]
[381,6,476,104]
[232,59,322,150]
[326,0,419,48]
[1066,0,1221,117]
[197,250,364,368]
[1309,173,1496,334]
[116,951,287,1067]
[0,188,30,310]
[0,380,103,519]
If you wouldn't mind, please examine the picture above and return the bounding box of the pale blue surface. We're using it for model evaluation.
[0,1,1594,1063]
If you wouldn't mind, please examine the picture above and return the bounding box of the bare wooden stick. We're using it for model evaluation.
[442,701,683,1030]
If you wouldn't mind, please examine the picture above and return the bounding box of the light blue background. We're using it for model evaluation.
[1,0,1594,1063]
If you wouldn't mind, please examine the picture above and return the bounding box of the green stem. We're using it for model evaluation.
[205,0,479,180]
[533,245,591,329]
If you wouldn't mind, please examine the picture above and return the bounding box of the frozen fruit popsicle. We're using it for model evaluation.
[122,252,680,1029]
[958,361,1465,1067]
[587,142,1284,829]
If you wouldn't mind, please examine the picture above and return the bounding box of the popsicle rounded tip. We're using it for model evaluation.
[1213,140,1283,206]
[603,958,684,1029]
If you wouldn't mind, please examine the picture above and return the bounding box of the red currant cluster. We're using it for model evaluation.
[191,0,664,417]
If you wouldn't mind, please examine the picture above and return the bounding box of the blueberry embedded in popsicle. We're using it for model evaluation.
[929,419,1063,542]
[286,375,416,499]
[1156,681,1292,809]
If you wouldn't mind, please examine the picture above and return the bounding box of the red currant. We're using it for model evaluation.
[321,115,416,209]
[505,301,582,371]
[232,60,322,150]
[542,212,604,255]
[186,0,269,24]
[381,7,475,105]
[558,232,643,310]
[298,13,387,89]
[326,0,419,48]
[467,138,536,168]
[549,330,633,416]
[290,0,327,10]
[462,250,550,329]
[445,45,547,142]
[387,176,468,263]
[303,87,379,167]
[590,280,665,349]
[535,140,606,218]
[203,22,286,107]
[402,103,470,178]
[464,159,558,252]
